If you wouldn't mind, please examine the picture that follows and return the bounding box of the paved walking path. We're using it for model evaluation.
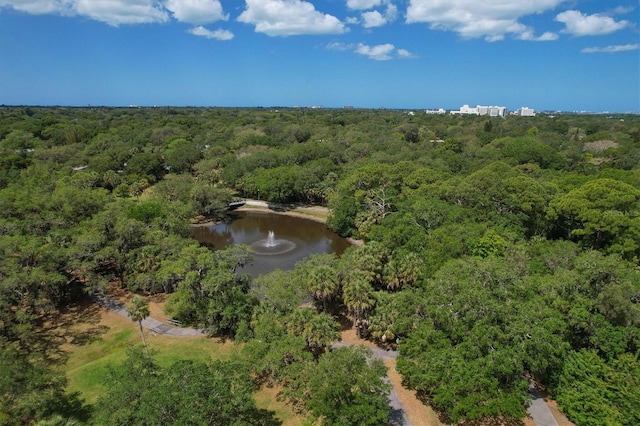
[93,293,203,337]
[527,383,560,426]
[236,201,561,426]
[332,341,410,426]
[94,293,411,424]
[94,293,558,426]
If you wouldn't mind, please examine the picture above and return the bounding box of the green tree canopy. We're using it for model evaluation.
[93,348,278,425]
[287,346,391,426]
[548,178,640,258]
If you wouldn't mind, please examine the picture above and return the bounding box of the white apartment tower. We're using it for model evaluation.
[516,107,536,116]
[451,104,507,118]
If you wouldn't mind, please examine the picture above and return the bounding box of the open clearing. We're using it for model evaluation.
[56,299,303,424]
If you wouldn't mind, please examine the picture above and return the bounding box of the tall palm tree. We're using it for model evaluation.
[305,312,340,356]
[287,308,339,357]
[397,251,423,287]
[126,295,150,355]
[308,264,339,312]
[342,271,375,336]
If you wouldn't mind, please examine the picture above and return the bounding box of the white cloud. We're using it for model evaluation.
[397,48,415,58]
[238,0,346,36]
[164,0,227,25]
[188,25,233,40]
[362,10,385,28]
[346,0,383,10]
[0,0,171,26]
[356,43,395,60]
[326,41,355,51]
[406,0,566,41]
[610,6,635,16]
[327,41,413,60]
[74,0,169,26]
[0,0,73,15]
[555,10,630,37]
[384,4,397,21]
[0,0,227,26]
[518,30,558,41]
[361,3,396,28]
[581,43,639,54]
[535,32,559,41]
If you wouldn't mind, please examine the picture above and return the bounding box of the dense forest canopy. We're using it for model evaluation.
[0,106,639,425]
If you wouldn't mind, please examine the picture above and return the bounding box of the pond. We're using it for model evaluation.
[190,210,352,277]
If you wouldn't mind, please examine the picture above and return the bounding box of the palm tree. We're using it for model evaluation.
[286,307,314,337]
[383,252,423,291]
[287,308,340,357]
[305,312,340,356]
[308,264,339,312]
[342,271,375,336]
[397,251,423,287]
[126,296,150,355]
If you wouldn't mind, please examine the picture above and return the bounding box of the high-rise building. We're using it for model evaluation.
[516,107,536,116]
[451,104,507,117]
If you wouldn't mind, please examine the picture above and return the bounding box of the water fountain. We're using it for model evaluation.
[266,230,276,248]
[191,211,351,276]
[251,230,296,255]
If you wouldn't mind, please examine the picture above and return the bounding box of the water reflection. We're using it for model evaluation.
[190,211,351,277]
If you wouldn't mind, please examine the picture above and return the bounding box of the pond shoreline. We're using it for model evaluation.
[192,200,363,246]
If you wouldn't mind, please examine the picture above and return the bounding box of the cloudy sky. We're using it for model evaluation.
[0,0,638,111]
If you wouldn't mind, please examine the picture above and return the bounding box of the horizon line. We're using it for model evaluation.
[1,104,639,115]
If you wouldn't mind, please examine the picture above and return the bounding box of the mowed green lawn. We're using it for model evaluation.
[59,300,305,425]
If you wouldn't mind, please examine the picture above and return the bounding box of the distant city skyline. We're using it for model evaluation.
[0,1,638,112]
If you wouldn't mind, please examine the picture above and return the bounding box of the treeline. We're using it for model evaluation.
[0,106,639,425]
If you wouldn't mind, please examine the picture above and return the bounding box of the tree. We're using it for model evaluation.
[502,174,557,236]
[481,136,567,169]
[396,255,567,423]
[341,270,375,335]
[190,183,232,217]
[149,173,194,203]
[90,346,159,425]
[556,350,640,426]
[163,138,202,173]
[126,296,150,354]
[366,290,422,344]
[251,269,307,315]
[93,348,278,425]
[125,152,164,182]
[326,196,358,237]
[548,178,640,259]
[382,251,423,291]
[397,123,420,143]
[0,339,87,425]
[242,308,313,387]
[331,163,404,237]
[163,245,255,337]
[286,308,340,357]
[298,346,391,425]
[129,178,149,198]
[339,242,388,288]
[306,263,339,312]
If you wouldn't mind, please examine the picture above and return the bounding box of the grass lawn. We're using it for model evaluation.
[56,298,305,425]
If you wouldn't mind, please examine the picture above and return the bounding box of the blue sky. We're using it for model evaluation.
[0,0,638,112]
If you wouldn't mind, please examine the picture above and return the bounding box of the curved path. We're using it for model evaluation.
[93,293,203,337]
[235,201,559,425]
[332,342,409,426]
[239,199,330,222]
[94,293,557,425]
[93,293,411,425]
